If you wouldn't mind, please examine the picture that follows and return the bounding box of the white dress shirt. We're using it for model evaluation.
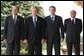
[33,16,37,22]
[12,15,17,24]
[51,15,55,22]
[13,15,17,20]
[71,17,76,24]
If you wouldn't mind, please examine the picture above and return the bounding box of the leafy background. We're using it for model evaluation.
[1,1,83,55]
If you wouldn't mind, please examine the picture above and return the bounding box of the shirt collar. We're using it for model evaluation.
[32,16,37,21]
[33,16,37,19]
[51,15,55,18]
[12,15,17,19]
[71,17,75,21]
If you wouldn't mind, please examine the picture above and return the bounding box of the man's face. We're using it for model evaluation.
[12,6,19,15]
[70,10,76,18]
[31,8,38,16]
[49,7,56,15]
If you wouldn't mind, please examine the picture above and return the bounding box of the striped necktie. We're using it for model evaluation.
[51,17,54,23]
[14,16,17,24]
[34,18,37,28]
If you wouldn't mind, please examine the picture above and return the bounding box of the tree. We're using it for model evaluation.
[1,1,44,38]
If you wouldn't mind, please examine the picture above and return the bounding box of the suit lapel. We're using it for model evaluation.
[49,15,56,23]
[69,18,72,24]
[10,15,14,24]
[11,15,19,24]
[15,15,18,24]
[69,18,76,27]
[36,16,40,26]
[75,18,77,24]
[48,16,52,24]
[54,15,57,23]
[70,18,76,25]
[30,16,41,28]
[31,16,35,28]
[16,15,20,23]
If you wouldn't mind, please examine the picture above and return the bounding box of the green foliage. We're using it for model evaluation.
[1,1,44,38]
[1,1,45,55]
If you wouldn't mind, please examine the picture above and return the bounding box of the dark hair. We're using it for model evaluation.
[49,6,56,10]
[12,5,20,10]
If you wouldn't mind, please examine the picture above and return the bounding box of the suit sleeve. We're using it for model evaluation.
[21,17,24,39]
[41,18,47,39]
[3,17,8,39]
[79,19,82,33]
[59,17,64,39]
[24,18,29,39]
[64,19,67,33]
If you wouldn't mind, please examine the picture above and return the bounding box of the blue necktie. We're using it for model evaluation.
[51,17,54,23]
[14,16,16,24]
[34,18,37,28]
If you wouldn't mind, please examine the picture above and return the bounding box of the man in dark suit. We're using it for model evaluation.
[24,7,46,55]
[45,6,64,55]
[64,10,82,55]
[3,5,24,55]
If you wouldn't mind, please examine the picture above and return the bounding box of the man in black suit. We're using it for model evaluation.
[25,7,46,55]
[64,10,82,55]
[45,6,64,55]
[3,5,24,55]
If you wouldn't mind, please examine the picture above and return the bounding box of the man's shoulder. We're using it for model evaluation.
[45,15,50,17]
[27,15,43,19]
[25,16,32,21]
[75,18,82,23]
[65,18,70,21]
[27,16,32,19]
[6,15,12,18]
[76,18,81,20]
[5,15,12,20]
[45,15,50,19]
[17,15,23,18]
[37,16,44,19]
[55,15,62,18]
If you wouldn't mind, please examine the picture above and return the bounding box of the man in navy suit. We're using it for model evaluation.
[3,5,24,55]
[45,6,64,55]
[64,10,82,55]
[24,7,46,55]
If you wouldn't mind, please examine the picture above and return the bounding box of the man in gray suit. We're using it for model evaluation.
[3,5,24,55]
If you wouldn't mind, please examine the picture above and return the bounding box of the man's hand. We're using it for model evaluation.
[3,39,7,44]
[41,39,46,44]
[61,38,64,42]
[22,39,27,45]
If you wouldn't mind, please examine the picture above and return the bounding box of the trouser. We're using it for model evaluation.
[28,41,42,55]
[47,41,60,55]
[67,43,80,55]
[6,39,20,55]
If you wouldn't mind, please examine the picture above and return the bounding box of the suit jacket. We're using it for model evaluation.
[64,18,82,43]
[25,16,45,44]
[3,15,24,43]
[45,15,64,43]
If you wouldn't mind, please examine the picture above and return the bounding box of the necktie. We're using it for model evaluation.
[14,16,16,24]
[34,18,37,28]
[51,17,54,23]
[72,19,74,24]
